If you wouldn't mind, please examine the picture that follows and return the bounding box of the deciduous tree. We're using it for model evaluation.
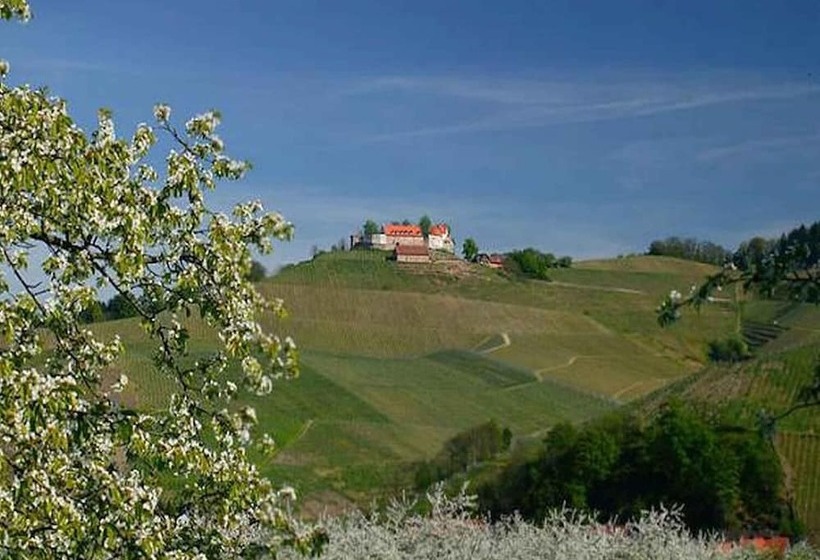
[462,238,479,262]
[362,219,380,236]
[0,3,322,557]
[419,214,432,237]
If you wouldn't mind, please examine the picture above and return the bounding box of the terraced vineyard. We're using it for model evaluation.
[778,432,820,543]
[262,254,742,507]
[636,321,820,541]
[742,320,788,350]
[99,251,815,516]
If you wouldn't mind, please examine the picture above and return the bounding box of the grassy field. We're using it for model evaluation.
[99,250,805,514]
[259,283,604,358]
[94,313,617,509]
[489,332,689,400]
[269,252,736,367]
[258,349,616,507]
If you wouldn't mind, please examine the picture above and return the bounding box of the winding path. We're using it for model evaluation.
[534,356,586,380]
[478,332,511,354]
[548,281,644,295]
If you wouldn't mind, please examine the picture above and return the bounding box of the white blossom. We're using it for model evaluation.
[277,488,815,560]
[111,373,129,393]
[0,2,315,554]
[153,103,171,122]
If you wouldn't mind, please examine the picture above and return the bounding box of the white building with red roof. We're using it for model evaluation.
[383,224,426,248]
[427,223,454,252]
[360,221,455,254]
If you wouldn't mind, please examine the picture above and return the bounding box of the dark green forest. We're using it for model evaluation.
[477,403,802,538]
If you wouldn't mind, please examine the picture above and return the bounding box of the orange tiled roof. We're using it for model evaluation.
[384,224,422,237]
[429,224,449,236]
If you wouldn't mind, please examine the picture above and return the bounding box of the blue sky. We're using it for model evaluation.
[2,1,819,267]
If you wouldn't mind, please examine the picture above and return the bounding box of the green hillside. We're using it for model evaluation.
[636,301,820,541]
[270,251,736,367]
[103,250,751,511]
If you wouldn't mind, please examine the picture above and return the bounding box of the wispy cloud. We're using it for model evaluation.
[2,53,145,77]
[347,75,820,142]
[697,132,820,162]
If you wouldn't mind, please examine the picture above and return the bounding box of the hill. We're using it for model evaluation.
[105,250,747,513]
[256,251,741,508]
[635,300,820,541]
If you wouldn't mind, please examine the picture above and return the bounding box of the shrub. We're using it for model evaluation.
[708,336,752,363]
[414,421,510,489]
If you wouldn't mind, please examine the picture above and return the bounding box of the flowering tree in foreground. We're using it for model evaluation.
[0,3,323,557]
[278,486,818,560]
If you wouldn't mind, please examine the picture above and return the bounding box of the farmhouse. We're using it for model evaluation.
[393,244,431,263]
[477,253,506,269]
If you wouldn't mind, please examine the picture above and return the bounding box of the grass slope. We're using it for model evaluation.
[102,251,750,510]
[264,350,615,506]
[269,252,735,375]
[635,304,820,541]
[262,252,742,507]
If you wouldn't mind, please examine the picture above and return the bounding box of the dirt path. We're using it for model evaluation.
[612,376,682,401]
[272,419,316,466]
[534,355,585,380]
[478,332,511,354]
[612,381,644,400]
[286,418,314,448]
[533,354,595,381]
[549,280,644,295]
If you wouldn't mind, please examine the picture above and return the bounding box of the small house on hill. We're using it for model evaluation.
[393,244,431,263]
[427,223,455,252]
[477,253,506,269]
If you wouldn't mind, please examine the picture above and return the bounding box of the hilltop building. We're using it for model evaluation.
[352,222,455,254]
[383,224,426,248]
[427,224,455,252]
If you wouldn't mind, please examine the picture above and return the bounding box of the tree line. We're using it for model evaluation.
[503,248,572,280]
[461,238,572,280]
[477,403,801,538]
[647,236,732,265]
[647,220,819,274]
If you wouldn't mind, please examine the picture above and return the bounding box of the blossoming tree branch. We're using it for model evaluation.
[0,1,323,557]
[657,223,819,431]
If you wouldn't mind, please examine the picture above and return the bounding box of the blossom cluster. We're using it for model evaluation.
[0,2,319,555]
[283,486,818,560]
